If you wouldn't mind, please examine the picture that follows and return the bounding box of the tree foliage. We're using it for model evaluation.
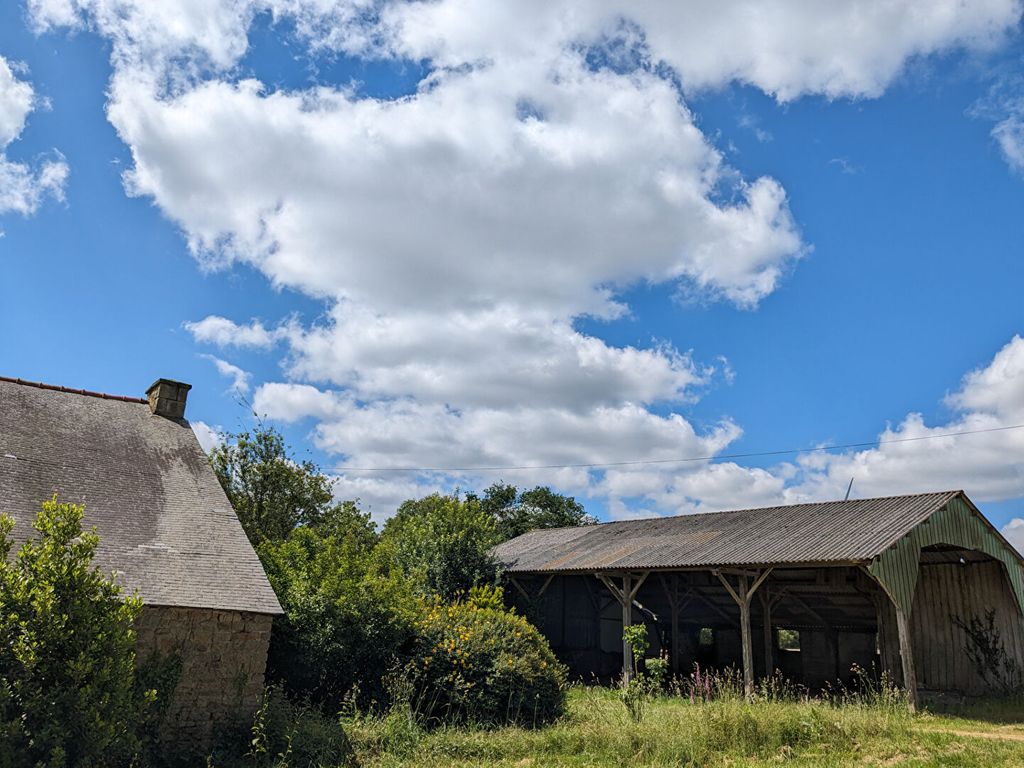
[210,426,341,544]
[479,482,597,541]
[258,516,419,710]
[204,426,592,719]
[0,497,151,768]
[379,493,500,601]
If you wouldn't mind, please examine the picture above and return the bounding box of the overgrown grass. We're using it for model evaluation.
[225,680,1024,767]
[342,684,1024,767]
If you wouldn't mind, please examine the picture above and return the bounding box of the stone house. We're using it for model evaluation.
[0,376,282,746]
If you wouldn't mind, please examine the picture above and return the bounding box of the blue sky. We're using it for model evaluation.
[2,1,1023,539]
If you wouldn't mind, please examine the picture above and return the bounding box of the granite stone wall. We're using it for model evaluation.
[134,605,273,747]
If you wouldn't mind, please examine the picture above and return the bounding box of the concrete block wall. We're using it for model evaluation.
[135,605,273,748]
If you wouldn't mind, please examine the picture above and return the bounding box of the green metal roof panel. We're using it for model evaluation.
[868,494,1024,616]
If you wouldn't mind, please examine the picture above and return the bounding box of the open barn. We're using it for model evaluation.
[493,491,1024,707]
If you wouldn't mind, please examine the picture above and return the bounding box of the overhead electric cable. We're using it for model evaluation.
[337,422,1024,473]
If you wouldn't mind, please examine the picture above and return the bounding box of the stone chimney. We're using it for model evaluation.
[146,379,192,420]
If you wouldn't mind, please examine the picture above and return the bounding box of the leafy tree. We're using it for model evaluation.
[259,523,418,710]
[0,496,151,767]
[379,493,500,601]
[210,426,342,544]
[479,482,597,541]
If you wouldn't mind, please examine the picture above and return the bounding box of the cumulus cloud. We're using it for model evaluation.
[186,315,279,349]
[190,419,224,453]
[1003,518,1024,553]
[0,56,68,216]
[364,0,1020,102]
[30,1,1024,514]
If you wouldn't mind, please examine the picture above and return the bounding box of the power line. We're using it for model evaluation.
[337,422,1024,473]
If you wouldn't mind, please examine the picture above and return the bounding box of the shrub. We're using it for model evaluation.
[620,624,666,722]
[0,496,155,768]
[408,597,566,727]
[953,609,1023,694]
[259,525,420,710]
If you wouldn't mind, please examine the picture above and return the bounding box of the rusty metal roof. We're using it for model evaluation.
[493,491,963,573]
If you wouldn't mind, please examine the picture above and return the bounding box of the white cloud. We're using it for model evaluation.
[366,0,1020,102]
[200,353,252,394]
[620,336,1024,517]
[186,315,279,348]
[31,2,1024,515]
[946,335,1024,418]
[190,419,224,453]
[0,56,68,215]
[1002,518,1024,553]
[282,303,710,409]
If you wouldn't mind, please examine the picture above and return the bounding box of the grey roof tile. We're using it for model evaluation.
[0,378,282,614]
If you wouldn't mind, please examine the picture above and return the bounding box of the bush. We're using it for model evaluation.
[259,525,420,710]
[0,496,156,768]
[408,596,566,727]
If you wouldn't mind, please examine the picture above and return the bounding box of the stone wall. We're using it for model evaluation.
[134,605,273,748]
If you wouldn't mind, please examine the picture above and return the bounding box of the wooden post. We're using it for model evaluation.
[858,566,918,711]
[659,573,683,675]
[894,604,918,712]
[760,590,773,676]
[596,572,649,685]
[739,578,753,697]
[671,577,681,676]
[622,573,634,682]
[716,568,772,700]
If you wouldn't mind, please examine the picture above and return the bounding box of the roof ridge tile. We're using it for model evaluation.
[0,375,148,404]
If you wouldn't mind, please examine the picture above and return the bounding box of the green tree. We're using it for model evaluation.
[258,523,418,710]
[0,497,146,768]
[210,425,342,544]
[479,482,597,540]
[379,493,500,600]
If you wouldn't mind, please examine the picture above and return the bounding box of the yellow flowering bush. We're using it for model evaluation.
[409,597,566,727]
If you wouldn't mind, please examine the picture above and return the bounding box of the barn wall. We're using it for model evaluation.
[869,496,1024,617]
[135,605,272,749]
[911,560,1024,695]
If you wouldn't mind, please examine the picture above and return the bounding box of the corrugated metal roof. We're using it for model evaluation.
[493,491,962,573]
[0,378,282,615]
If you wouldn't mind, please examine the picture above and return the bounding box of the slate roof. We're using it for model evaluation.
[0,377,282,614]
[493,491,964,573]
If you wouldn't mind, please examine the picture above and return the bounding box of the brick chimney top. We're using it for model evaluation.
[146,379,192,420]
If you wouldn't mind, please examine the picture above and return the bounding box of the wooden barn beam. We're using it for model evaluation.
[538,574,555,596]
[508,573,555,601]
[758,589,783,677]
[596,571,649,684]
[508,575,530,601]
[659,573,693,675]
[858,565,918,711]
[715,568,772,699]
[689,588,741,628]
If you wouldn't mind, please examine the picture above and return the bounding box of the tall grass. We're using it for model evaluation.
[346,668,918,767]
